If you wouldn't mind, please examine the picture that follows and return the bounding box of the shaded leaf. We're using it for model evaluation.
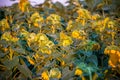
[17,64,32,79]
[84,51,93,57]
[3,56,19,70]
[87,55,98,66]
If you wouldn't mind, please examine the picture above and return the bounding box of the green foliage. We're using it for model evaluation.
[0,0,120,80]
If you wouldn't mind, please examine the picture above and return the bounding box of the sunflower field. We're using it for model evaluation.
[0,0,120,80]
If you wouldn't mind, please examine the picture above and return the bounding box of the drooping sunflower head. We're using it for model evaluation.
[104,45,120,68]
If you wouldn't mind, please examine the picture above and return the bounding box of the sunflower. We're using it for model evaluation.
[41,71,49,80]
[30,12,44,27]
[75,68,83,76]
[60,32,73,47]
[49,68,61,79]
[104,45,120,68]
[72,30,80,39]
[19,0,30,12]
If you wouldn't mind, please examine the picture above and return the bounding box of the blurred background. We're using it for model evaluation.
[0,0,68,7]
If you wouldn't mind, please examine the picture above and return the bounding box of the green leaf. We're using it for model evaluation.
[54,2,64,10]
[88,55,98,66]
[13,48,26,54]
[77,62,87,71]
[3,56,19,70]
[61,67,74,80]
[0,51,5,58]
[85,51,93,57]
[17,64,32,79]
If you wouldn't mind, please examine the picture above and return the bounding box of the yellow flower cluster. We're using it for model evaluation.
[60,32,73,47]
[27,53,46,65]
[77,9,91,19]
[33,53,44,61]
[27,56,35,65]
[75,68,88,80]
[21,30,54,54]
[103,17,110,28]
[37,33,54,47]
[66,20,73,31]
[102,17,114,29]
[19,0,30,12]
[104,45,120,68]
[107,20,114,29]
[41,68,61,80]
[37,33,54,54]
[93,17,115,32]
[27,33,37,43]
[76,9,91,26]
[49,68,61,79]
[5,15,13,24]
[75,68,83,76]
[46,14,61,33]
[41,71,49,80]
[72,30,80,38]
[91,14,100,20]
[30,12,44,27]
[71,30,86,40]
[1,32,18,42]
[46,14,61,25]
[0,19,10,32]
